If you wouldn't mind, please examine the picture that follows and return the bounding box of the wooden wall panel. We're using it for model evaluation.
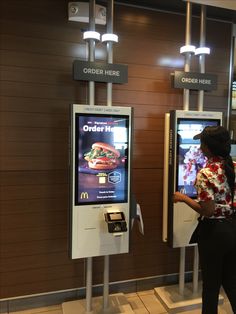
[0,0,232,299]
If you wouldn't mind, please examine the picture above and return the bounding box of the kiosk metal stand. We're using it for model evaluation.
[103,1,113,310]
[86,0,96,311]
[62,1,133,313]
[155,2,223,312]
[86,257,93,313]
[178,0,194,298]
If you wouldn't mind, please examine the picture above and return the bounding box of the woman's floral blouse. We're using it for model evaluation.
[194,156,236,218]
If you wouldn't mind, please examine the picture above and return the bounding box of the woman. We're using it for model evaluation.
[174,126,236,314]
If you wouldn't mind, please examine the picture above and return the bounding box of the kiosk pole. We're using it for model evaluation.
[86,0,96,312]
[103,0,114,309]
[179,247,186,295]
[86,257,93,313]
[103,256,110,309]
[88,0,96,107]
[193,5,207,294]
[197,5,206,112]
[179,1,193,294]
[106,0,114,107]
[193,248,199,293]
[183,1,192,111]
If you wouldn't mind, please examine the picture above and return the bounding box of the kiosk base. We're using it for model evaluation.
[154,283,224,313]
[62,293,134,314]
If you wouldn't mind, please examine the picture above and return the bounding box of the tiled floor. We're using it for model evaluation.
[4,289,234,314]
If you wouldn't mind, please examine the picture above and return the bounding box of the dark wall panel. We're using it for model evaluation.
[0,0,232,298]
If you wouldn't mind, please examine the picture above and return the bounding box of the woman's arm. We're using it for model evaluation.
[173,191,215,217]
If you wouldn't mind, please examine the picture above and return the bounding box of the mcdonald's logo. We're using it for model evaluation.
[80,192,89,199]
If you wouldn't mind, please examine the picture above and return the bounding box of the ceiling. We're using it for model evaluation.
[183,0,236,11]
[114,0,236,23]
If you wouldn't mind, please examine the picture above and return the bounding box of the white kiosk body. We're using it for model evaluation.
[163,110,222,248]
[70,105,132,259]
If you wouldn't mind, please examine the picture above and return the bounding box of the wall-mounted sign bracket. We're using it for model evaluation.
[68,2,106,25]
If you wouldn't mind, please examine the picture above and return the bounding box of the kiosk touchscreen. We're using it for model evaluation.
[70,104,133,259]
[163,110,222,248]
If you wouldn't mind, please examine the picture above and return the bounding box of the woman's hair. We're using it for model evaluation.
[200,126,235,202]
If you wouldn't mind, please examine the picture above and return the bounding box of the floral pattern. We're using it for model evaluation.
[194,156,236,218]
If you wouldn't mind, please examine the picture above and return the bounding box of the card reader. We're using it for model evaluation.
[104,212,127,233]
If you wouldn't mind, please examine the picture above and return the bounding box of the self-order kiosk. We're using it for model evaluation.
[163,110,222,248]
[70,105,133,259]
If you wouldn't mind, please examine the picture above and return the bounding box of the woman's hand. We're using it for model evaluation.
[173,191,214,217]
[173,191,187,203]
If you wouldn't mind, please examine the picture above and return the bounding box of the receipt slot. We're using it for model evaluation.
[70,104,133,259]
[104,212,127,233]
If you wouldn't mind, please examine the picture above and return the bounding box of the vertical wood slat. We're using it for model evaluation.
[0,0,231,298]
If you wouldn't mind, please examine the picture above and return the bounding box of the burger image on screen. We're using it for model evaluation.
[84,142,120,170]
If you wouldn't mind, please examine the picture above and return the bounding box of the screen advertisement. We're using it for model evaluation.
[75,113,129,205]
[176,118,220,198]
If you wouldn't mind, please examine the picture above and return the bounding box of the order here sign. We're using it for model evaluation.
[73,60,128,83]
[173,71,217,91]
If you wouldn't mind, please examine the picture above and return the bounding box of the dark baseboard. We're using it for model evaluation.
[0,272,195,313]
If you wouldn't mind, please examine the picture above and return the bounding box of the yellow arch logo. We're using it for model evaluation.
[80,192,89,199]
